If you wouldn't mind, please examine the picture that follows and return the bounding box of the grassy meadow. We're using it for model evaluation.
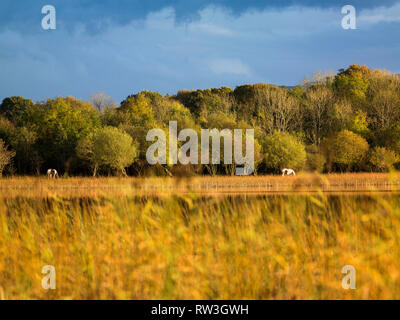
[1,173,400,299]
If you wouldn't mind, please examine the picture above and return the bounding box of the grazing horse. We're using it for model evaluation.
[47,169,59,179]
[282,168,296,176]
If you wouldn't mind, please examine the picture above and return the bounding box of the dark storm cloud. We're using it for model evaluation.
[0,1,400,102]
[0,0,398,32]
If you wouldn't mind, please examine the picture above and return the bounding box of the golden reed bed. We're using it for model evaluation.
[0,173,399,198]
[1,173,400,299]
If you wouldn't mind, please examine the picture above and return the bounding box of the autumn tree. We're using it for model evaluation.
[0,96,36,126]
[367,147,399,172]
[76,126,137,176]
[0,139,15,177]
[365,71,400,131]
[252,84,301,134]
[329,130,369,171]
[306,145,326,173]
[1,64,399,176]
[333,64,372,107]
[349,110,371,139]
[263,131,306,173]
[34,97,101,172]
[175,87,234,118]
[303,86,337,145]
[302,70,335,89]
[0,116,15,144]
[10,127,41,174]
[90,92,117,112]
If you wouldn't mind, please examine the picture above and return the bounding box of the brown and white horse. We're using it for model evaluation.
[47,169,59,179]
[282,168,296,176]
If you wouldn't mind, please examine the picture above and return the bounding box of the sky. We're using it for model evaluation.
[0,0,399,103]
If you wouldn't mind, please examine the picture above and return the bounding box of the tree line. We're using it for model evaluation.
[1,64,400,177]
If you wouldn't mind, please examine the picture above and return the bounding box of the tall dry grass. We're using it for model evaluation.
[1,173,400,198]
[0,175,400,299]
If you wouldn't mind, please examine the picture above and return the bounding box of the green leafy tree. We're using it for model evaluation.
[119,91,157,127]
[10,127,41,174]
[0,116,15,144]
[175,87,233,118]
[155,98,196,131]
[333,64,372,107]
[114,92,160,174]
[367,147,399,172]
[0,96,36,126]
[330,130,369,171]
[349,110,371,139]
[203,111,237,130]
[289,86,307,105]
[374,122,400,156]
[76,126,137,176]
[0,139,15,177]
[35,97,100,171]
[2,64,400,176]
[263,131,306,172]
[233,84,257,121]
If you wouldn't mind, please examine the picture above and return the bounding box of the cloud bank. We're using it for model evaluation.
[0,2,399,102]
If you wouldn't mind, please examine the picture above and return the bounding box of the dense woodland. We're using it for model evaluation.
[1,64,400,177]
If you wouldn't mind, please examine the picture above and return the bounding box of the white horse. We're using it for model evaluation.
[47,169,59,179]
[282,168,296,176]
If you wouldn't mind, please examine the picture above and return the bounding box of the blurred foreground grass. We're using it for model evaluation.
[0,175,400,299]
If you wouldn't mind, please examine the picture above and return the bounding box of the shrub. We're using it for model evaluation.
[330,130,369,170]
[263,131,306,172]
[367,147,399,172]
